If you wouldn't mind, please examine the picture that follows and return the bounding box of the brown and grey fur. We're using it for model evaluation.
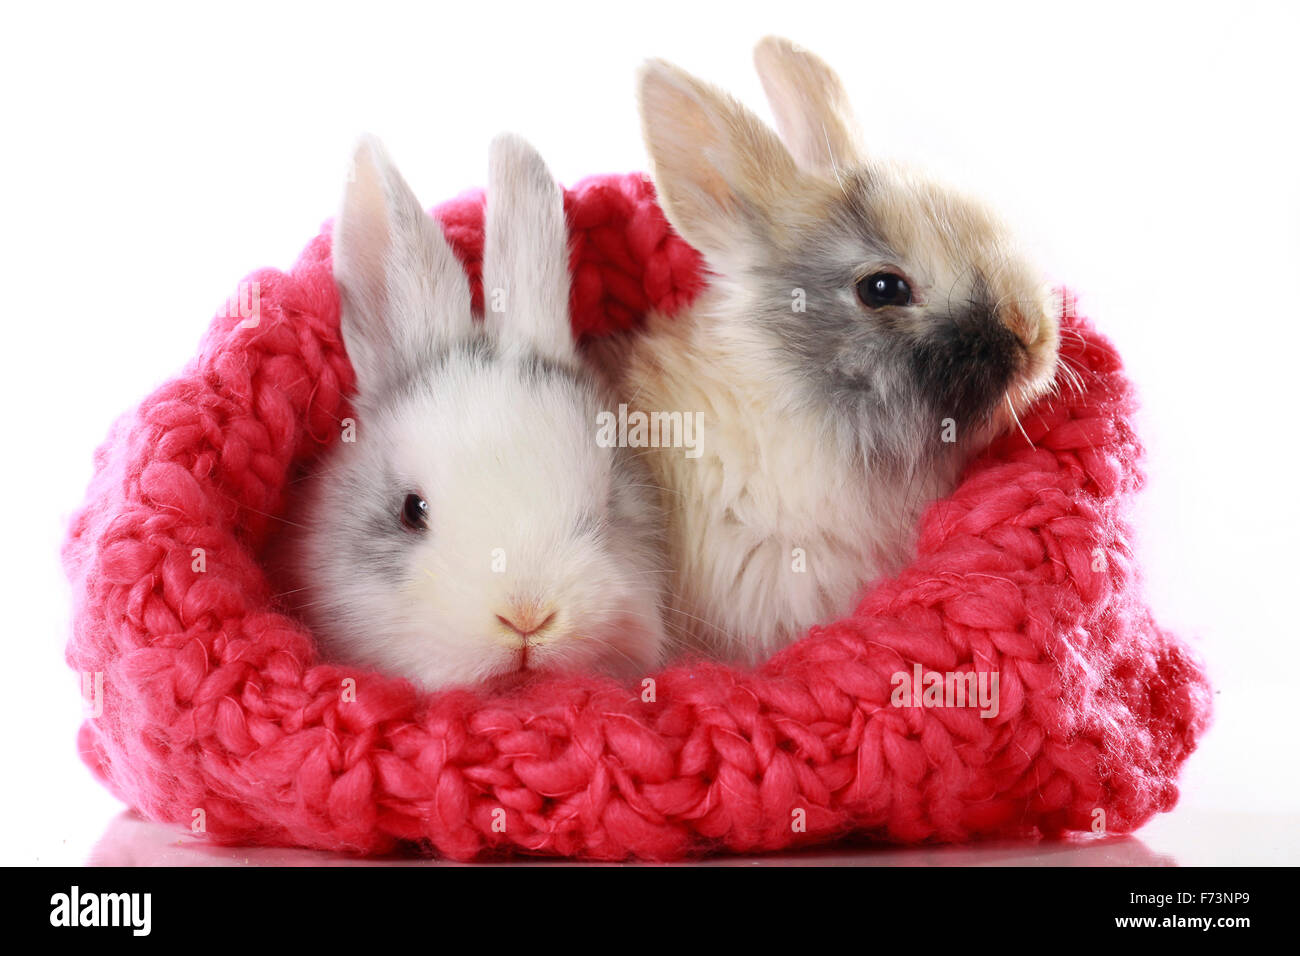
[595,38,1060,664]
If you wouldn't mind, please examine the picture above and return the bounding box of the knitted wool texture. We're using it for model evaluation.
[63,172,1212,860]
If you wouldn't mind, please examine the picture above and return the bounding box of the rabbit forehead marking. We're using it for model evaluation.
[380,345,613,521]
[775,164,1015,292]
[321,451,413,580]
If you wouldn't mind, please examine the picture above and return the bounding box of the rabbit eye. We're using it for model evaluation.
[856,272,912,308]
[400,493,429,531]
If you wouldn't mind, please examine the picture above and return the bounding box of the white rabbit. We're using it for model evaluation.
[595,37,1061,665]
[276,133,668,691]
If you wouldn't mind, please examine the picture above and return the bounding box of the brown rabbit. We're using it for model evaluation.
[597,37,1061,665]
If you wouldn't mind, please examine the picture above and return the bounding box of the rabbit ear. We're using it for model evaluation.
[638,58,801,272]
[332,134,473,398]
[753,36,861,173]
[481,133,576,366]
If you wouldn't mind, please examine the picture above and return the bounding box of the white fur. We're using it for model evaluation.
[278,134,667,690]
[482,133,575,366]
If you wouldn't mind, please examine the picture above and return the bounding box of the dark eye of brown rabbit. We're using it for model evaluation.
[856,272,912,308]
[400,493,429,531]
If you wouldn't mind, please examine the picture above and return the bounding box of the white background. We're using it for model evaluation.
[2,0,1297,865]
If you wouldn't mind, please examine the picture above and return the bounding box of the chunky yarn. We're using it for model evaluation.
[62,172,1211,860]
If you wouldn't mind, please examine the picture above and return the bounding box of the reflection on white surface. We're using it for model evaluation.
[89,810,1180,867]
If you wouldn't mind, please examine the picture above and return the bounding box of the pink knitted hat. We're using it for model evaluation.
[62,173,1211,860]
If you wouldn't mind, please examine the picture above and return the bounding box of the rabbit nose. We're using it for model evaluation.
[998,300,1054,353]
[998,303,1034,348]
[495,606,557,639]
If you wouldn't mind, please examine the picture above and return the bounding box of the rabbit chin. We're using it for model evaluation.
[973,297,1065,445]
[392,607,665,692]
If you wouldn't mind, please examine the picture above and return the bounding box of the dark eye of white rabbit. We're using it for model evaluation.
[400,493,429,531]
[856,272,913,309]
